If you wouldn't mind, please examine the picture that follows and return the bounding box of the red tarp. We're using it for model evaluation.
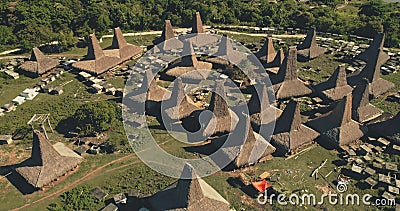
[251,179,272,193]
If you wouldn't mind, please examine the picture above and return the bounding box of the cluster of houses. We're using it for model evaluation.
[0,9,399,211]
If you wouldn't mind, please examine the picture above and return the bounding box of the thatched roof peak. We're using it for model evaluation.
[256,36,277,63]
[30,47,46,62]
[274,100,301,133]
[208,80,229,117]
[176,163,204,206]
[356,33,389,62]
[248,84,272,114]
[163,20,175,41]
[192,11,204,34]
[86,34,105,60]
[352,78,383,122]
[110,27,128,49]
[278,46,298,82]
[181,40,199,67]
[297,27,318,50]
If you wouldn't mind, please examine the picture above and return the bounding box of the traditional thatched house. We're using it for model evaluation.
[19,47,59,77]
[147,163,230,211]
[271,100,319,154]
[256,36,284,73]
[307,94,367,146]
[14,131,83,189]
[72,34,120,75]
[210,113,276,169]
[314,64,353,101]
[202,80,239,137]
[348,35,394,98]
[296,27,326,61]
[205,35,246,67]
[188,11,218,47]
[153,20,183,50]
[165,40,212,82]
[248,84,283,135]
[106,27,143,62]
[368,112,400,143]
[164,78,200,121]
[192,11,204,34]
[129,70,171,110]
[73,28,142,75]
[271,46,313,100]
[352,79,383,123]
[356,33,389,63]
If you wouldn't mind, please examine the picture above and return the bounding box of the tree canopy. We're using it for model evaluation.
[0,0,399,51]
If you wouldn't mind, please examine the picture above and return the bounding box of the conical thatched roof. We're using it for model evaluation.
[248,84,283,133]
[153,20,184,50]
[206,35,246,66]
[315,64,353,101]
[165,40,212,81]
[256,36,277,63]
[210,113,276,168]
[19,47,59,75]
[130,70,171,103]
[192,12,204,34]
[368,112,400,143]
[307,94,367,146]
[72,34,120,75]
[15,131,83,188]
[271,100,319,153]
[203,80,239,136]
[164,78,200,120]
[356,33,389,63]
[352,79,382,123]
[107,27,143,61]
[348,44,393,97]
[271,47,313,99]
[147,163,230,211]
[297,27,326,60]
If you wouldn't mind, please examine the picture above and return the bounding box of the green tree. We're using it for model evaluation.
[73,101,119,136]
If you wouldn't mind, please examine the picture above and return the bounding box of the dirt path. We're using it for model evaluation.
[10,154,136,211]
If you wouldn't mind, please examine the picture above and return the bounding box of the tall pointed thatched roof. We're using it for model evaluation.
[72,34,120,75]
[147,163,230,211]
[356,33,389,62]
[107,27,142,61]
[130,70,171,103]
[211,113,276,168]
[192,11,204,34]
[271,100,319,153]
[206,35,246,66]
[348,43,393,97]
[352,79,382,123]
[315,64,353,101]
[19,47,59,75]
[15,131,83,188]
[368,112,400,143]
[164,78,200,120]
[271,46,313,99]
[165,40,212,81]
[256,36,277,63]
[307,94,367,146]
[202,80,239,136]
[248,84,283,133]
[153,20,184,50]
[297,27,326,60]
